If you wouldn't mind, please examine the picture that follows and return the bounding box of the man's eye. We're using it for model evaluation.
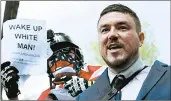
[118,26,128,30]
[101,28,109,33]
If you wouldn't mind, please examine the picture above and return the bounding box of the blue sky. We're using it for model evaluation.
[1,1,170,65]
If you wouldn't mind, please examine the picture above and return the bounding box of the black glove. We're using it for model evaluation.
[1,61,20,99]
[64,76,95,97]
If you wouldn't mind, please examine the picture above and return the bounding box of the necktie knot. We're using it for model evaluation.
[111,75,126,90]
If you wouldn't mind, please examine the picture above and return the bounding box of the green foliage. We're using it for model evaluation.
[140,42,158,66]
[140,21,158,66]
[89,41,106,65]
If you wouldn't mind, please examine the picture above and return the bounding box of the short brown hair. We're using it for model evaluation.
[98,4,141,33]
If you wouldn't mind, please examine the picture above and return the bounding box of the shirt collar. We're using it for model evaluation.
[108,56,145,84]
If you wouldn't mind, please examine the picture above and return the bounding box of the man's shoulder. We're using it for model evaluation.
[149,60,170,82]
[144,60,171,100]
[152,60,170,70]
[150,60,170,79]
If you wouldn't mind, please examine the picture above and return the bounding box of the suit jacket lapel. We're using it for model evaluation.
[136,61,167,100]
[93,68,112,99]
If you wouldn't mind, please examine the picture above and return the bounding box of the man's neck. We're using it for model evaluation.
[108,55,145,83]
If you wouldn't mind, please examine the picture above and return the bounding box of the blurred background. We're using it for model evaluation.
[1,1,170,67]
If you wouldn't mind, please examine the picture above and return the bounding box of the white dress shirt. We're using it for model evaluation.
[108,56,151,100]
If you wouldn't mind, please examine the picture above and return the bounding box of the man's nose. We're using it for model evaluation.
[108,28,119,41]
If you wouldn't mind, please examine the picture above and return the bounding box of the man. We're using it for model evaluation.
[76,4,170,100]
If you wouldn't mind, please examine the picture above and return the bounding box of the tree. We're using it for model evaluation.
[139,21,158,66]
[1,1,20,39]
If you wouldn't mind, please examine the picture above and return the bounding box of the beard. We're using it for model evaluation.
[102,47,139,72]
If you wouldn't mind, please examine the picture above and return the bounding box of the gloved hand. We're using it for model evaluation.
[1,61,20,99]
[63,76,95,97]
[52,72,77,85]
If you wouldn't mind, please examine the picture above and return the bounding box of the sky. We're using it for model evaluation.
[1,1,170,67]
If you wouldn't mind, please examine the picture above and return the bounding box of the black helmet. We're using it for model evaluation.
[47,29,84,79]
[47,29,79,52]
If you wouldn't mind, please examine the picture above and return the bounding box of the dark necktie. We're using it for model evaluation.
[101,75,125,100]
[111,75,126,100]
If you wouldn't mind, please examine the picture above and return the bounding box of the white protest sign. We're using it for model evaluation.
[1,19,47,75]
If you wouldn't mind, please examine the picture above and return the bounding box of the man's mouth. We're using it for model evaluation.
[108,44,122,50]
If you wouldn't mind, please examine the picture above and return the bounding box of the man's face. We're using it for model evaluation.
[98,12,143,70]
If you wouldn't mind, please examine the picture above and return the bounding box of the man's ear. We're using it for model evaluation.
[138,32,144,47]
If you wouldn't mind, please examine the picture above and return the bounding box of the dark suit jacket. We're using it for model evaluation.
[76,60,171,100]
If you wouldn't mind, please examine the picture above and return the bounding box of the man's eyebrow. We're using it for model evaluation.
[99,21,129,28]
[116,21,129,25]
[99,24,109,29]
